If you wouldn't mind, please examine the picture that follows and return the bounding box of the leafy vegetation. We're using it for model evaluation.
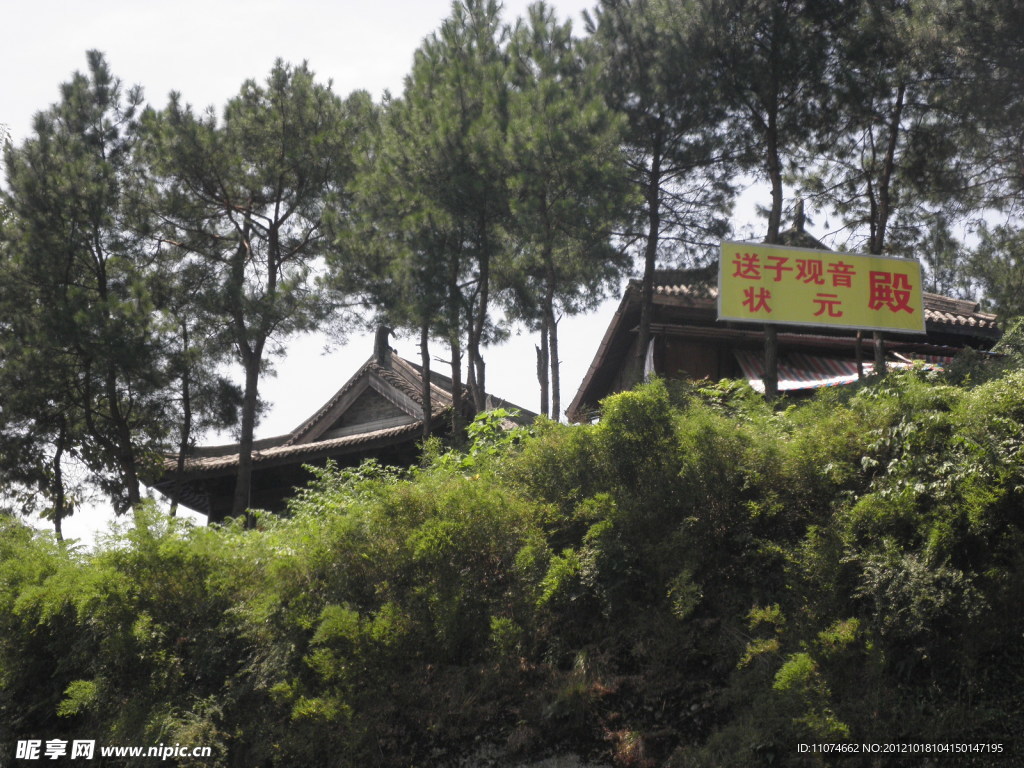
[2,369,1022,765]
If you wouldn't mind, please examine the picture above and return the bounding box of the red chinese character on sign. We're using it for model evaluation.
[742,286,772,313]
[796,258,825,285]
[812,293,843,317]
[732,252,761,279]
[764,255,794,282]
[828,260,857,288]
[868,271,914,313]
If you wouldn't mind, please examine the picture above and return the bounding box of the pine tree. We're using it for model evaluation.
[586,0,733,388]
[341,0,513,434]
[405,0,513,416]
[692,0,842,396]
[330,91,457,438]
[504,2,634,420]
[143,61,369,522]
[793,0,947,255]
[1,51,166,524]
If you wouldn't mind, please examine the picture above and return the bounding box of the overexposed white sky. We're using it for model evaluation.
[3,0,765,542]
[4,0,597,142]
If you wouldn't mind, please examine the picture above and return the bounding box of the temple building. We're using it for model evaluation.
[567,266,1001,423]
[154,333,531,522]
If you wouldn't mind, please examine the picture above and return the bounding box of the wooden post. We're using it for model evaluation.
[873,331,887,375]
[420,322,432,441]
[764,325,779,400]
[856,331,864,380]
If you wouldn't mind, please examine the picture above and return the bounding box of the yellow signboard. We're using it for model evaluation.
[718,241,925,334]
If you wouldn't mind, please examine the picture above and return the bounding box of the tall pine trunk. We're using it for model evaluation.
[549,310,561,422]
[420,320,432,441]
[543,266,560,421]
[447,259,466,440]
[762,100,783,400]
[232,353,262,525]
[470,235,490,413]
[866,83,906,378]
[51,420,69,542]
[449,331,465,441]
[93,256,142,510]
[635,135,662,387]
[537,317,550,419]
[108,364,142,509]
[231,217,271,526]
[170,325,194,518]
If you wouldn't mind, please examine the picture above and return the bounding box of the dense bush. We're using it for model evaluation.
[2,369,1022,766]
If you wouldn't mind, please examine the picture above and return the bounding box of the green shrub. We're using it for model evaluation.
[4,367,1024,765]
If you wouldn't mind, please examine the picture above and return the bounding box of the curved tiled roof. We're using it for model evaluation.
[285,354,452,447]
[154,345,533,516]
[161,351,454,478]
[921,293,999,332]
[162,420,428,473]
[283,357,379,446]
[157,349,533,481]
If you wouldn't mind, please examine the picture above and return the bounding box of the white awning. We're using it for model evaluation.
[733,351,953,393]
[734,350,866,392]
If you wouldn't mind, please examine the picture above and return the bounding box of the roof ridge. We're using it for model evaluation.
[284,353,456,446]
[389,355,454,411]
[283,356,378,446]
